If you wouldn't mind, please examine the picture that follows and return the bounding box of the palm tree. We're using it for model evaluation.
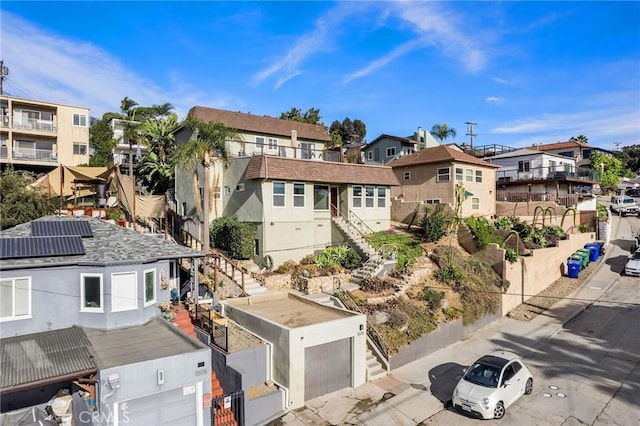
[173,117,243,259]
[430,123,457,143]
[137,152,174,195]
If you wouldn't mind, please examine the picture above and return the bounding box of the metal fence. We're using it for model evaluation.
[212,390,244,426]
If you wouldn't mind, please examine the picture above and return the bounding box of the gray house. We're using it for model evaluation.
[0,216,212,426]
[363,130,439,165]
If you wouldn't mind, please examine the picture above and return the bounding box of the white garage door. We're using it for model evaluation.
[304,337,352,401]
[116,384,200,426]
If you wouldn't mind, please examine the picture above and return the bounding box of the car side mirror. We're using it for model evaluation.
[504,379,512,387]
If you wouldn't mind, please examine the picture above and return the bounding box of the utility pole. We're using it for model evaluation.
[0,61,9,96]
[465,121,477,150]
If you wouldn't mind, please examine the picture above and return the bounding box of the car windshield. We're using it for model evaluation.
[463,362,501,388]
[632,251,640,260]
[623,198,635,205]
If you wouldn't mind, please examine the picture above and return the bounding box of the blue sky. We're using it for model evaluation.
[1,1,638,151]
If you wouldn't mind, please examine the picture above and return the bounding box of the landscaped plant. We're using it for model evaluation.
[494,216,515,230]
[210,216,255,259]
[313,245,362,270]
[505,248,518,263]
[359,276,398,293]
[420,203,452,242]
[420,287,446,310]
[596,203,608,221]
[430,246,504,325]
[464,216,501,249]
[276,260,296,273]
[366,230,423,271]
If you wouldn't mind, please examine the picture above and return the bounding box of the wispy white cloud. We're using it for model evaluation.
[343,39,421,84]
[0,12,231,118]
[491,77,509,85]
[486,96,504,104]
[391,2,487,73]
[252,3,357,89]
[344,2,488,84]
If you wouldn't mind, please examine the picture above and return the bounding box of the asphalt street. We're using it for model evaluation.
[278,213,640,426]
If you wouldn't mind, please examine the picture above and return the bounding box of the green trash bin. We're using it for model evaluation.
[572,250,589,269]
[576,249,591,267]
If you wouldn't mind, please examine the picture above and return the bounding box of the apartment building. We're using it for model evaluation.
[0,94,90,173]
[109,118,148,176]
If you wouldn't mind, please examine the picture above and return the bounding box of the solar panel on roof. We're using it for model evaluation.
[31,220,93,237]
[0,236,85,259]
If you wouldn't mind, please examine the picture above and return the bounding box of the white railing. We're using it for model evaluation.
[13,118,57,133]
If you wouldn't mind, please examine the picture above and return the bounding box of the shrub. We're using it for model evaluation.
[464,216,499,249]
[300,254,316,265]
[359,276,396,293]
[505,248,518,263]
[420,204,452,242]
[385,307,409,329]
[342,248,363,269]
[276,260,296,273]
[494,216,515,230]
[442,307,463,321]
[421,287,446,310]
[210,216,256,259]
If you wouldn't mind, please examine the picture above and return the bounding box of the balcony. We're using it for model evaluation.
[12,118,57,134]
[9,148,57,162]
[234,142,342,162]
[1,114,9,128]
[496,165,599,184]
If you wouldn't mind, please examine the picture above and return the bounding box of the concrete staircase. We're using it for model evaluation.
[228,267,268,296]
[366,348,387,381]
[303,292,388,381]
[331,216,384,284]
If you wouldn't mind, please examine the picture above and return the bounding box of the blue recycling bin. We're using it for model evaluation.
[567,260,581,278]
[584,243,600,262]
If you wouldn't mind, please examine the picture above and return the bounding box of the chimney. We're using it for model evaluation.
[291,130,297,148]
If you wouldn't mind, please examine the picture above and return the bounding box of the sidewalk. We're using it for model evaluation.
[279,216,629,425]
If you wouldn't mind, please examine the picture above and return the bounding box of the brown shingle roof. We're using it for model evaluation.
[245,156,400,185]
[533,141,588,151]
[387,145,499,168]
[188,106,332,142]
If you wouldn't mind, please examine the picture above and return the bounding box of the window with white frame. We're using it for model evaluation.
[437,167,450,182]
[466,169,473,182]
[475,170,483,182]
[314,185,329,210]
[293,183,305,207]
[353,186,362,208]
[386,147,396,157]
[144,269,156,305]
[81,274,103,312]
[425,199,441,204]
[404,171,411,181]
[377,187,386,208]
[365,186,374,207]
[268,138,278,151]
[255,136,264,149]
[213,186,221,199]
[273,181,285,207]
[455,168,463,181]
[73,142,87,155]
[472,197,480,210]
[0,277,30,320]
[73,113,87,127]
[111,272,137,312]
[367,151,373,161]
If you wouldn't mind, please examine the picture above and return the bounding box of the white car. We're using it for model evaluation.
[624,250,640,277]
[452,351,533,419]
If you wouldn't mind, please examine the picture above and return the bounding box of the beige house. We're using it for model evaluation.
[109,118,147,176]
[388,145,499,221]
[224,155,399,267]
[0,95,90,172]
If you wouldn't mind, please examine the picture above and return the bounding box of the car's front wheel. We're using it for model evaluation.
[493,401,505,419]
[525,378,533,395]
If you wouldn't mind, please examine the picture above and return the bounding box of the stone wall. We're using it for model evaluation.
[262,272,350,294]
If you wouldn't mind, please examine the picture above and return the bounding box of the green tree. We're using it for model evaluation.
[430,123,457,143]
[279,107,323,125]
[88,114,117,167]
[173,117,244,258]
[616,144,640,175]
[591,151,623,189]
[569,135,589,144]
[136,113,179,194]
[0,169,56,229]
[329,117,367,146]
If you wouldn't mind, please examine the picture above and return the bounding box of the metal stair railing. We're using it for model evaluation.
[336,289,391,372]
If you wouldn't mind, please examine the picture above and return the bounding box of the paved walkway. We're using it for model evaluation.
[278,216,631,425]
